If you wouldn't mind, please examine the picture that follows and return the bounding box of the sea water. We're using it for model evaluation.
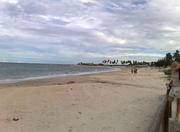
[0,62,118,84]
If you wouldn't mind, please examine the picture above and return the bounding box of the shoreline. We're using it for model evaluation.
[0,66,120,86]
[0,67,124,88]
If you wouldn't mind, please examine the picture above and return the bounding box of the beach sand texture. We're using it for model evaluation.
[0,67,166,132]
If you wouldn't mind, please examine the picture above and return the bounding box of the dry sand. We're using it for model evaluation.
[0,67,167,132]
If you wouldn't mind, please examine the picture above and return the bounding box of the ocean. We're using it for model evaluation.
[0,62,118,84]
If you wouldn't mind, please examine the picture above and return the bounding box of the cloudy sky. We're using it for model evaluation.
[0,0,180,64]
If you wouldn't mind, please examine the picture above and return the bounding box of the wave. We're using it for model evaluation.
[0,68,120,85]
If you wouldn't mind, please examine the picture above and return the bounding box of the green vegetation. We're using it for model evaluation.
[163,69,171,75]
[163,69,172,81]
[102,60,119,65]
[102,50,180,67]
[152,50,180,67]
[79,50,180,68]
[163,68,172,80]
[102,59,151,66]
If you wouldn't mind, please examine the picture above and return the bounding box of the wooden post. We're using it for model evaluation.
[177,99,180,120]
[169,97,177,132]
[164,98,169,132]
[172,97,177,120]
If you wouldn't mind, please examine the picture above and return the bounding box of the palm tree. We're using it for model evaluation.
[173,50,180,62]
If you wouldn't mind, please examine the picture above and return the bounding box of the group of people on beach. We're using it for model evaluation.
[131,68,138,74]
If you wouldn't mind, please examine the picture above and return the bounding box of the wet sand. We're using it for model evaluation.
[0,67,167,132]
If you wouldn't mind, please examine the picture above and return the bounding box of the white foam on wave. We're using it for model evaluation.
[0,68,120,85]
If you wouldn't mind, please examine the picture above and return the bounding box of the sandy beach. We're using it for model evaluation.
[0,67,167,132]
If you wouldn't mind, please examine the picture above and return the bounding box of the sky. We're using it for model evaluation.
[0,0,180,64]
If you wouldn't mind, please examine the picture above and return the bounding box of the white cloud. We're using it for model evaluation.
[0,0,180,63]
[79,0,96,3]
[0,58,7,62]
[95,32,126,45]
[1,0,18,4]
[162,26,176,32]
[169,40,177,45]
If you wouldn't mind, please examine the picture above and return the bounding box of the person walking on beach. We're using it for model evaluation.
[131,68,138,74]
[131,69,134,74]
[134,68,138,74]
